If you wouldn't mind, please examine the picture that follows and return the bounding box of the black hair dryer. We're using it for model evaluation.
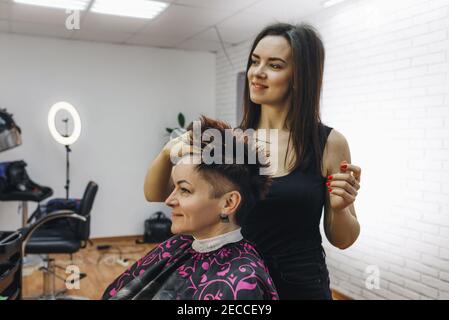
[0,109,22,153]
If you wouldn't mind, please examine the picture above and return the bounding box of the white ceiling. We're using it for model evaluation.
[0,0,325,52]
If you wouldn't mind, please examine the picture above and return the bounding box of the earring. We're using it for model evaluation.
[219,213,230,223]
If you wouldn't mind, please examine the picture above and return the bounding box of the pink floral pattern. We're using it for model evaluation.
[103,235,279,300]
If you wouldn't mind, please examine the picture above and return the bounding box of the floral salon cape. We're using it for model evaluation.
[102,235,279,300]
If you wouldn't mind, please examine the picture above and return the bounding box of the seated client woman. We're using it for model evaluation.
[102,116,278,300]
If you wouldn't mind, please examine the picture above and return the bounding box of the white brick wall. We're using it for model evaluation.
[216,43,252,126]
[215,0,449,299]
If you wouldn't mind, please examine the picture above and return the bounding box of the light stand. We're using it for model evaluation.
[48,102,81,198]
[63,118,71,199]
[65,145,71,200]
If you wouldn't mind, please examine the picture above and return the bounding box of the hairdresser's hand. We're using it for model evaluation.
[162,131,200,161]
[327,160,361,212]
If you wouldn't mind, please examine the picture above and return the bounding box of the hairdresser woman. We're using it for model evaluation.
[144,23,362,300]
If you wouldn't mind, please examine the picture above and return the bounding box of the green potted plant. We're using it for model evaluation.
[165,112,186,138]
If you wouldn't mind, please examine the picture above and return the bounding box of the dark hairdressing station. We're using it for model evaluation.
[0,108,98,300]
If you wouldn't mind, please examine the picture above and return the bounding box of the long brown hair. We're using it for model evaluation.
[239,23,327,175]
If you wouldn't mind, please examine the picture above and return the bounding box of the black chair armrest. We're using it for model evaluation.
[19,210,86,256]
[26,205,45,225]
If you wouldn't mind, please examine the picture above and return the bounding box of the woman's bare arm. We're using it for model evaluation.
[144,132,194,202]
[323,129,361,249]
[143,147,174,202]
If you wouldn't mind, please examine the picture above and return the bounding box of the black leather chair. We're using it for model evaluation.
[0,210,88,300]
[24,181,98,299]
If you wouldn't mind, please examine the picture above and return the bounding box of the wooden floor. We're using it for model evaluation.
[22,236,157,300]
[21,236,348,300]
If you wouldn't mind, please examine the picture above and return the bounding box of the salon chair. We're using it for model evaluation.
[24,181,98,299]
[0,208,89,300]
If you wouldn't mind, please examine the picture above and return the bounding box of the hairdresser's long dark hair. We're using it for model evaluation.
[239,23,327,175]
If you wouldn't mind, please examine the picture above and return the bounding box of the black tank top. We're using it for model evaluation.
[242,124,333,257]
